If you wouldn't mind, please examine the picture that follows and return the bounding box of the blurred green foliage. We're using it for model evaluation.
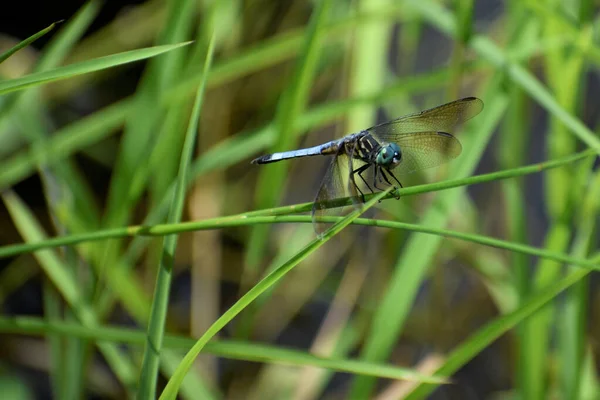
[0,0,599,399]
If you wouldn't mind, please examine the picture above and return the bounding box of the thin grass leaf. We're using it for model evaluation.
[0,314,447,385]
[347,0,393,132]
[0,42,191,95]
[137,33,216,399]
[0,211,597,274]
[520,12,592,400]
[245,0,333,286]
[0,148,593,260]
[159,187,394,400]
[559,169,600,399]
[0,21,61,65]
[33,1,103,73]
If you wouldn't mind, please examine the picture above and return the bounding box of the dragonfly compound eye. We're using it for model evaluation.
[388,143,402,165]
[376,146,396,166]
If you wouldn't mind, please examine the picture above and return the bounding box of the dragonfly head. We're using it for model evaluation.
[376,143,402,168]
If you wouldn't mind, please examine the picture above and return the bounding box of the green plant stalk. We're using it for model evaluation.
[0,21,61,64]
[44,281,65,399]
[560,168,600,399]
[0,314,446,385]
[159,187,393,399]
[99,5,198,372]
[0,1,101,126]
[556,11,597,395]
[245,0,333,288]
[522,224,571,400]
[448,0,473,98]
[347,0,393,132]
[1,214,597,270]
[146,0,198,199]
[159,352,218,400]
[137,33,215,400]
[0,42,191,96]
[501,3,536,393]
[0,148,593,259]
[520,11,592,400]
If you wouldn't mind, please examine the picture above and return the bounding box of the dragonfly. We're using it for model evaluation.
[252,97,484,234]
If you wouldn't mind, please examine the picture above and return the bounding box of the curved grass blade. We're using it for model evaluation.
[0,316,448,385]
[159,187,393,400]
[0,42,191,95]
[0,148,593,260]
[0,21,62,65]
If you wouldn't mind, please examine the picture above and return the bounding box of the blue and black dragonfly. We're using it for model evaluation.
[252,97,484,234]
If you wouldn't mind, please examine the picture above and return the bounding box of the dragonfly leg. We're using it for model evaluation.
[378,169,386,184]
[372,167,386,191]
[385,169,403,199]
[371,168,387,203]
[352,164,372,202]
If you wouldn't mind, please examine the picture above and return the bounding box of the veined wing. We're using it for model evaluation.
[366,97,483,138]
[392,131,462,176]
[311,146,363,235]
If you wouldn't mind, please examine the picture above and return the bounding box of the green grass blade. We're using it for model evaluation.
[519,11,591,400]
[0,211,597,273]
[0,148,593,259]
[159,187,393,400]
[559,169,600,398]
[0,314,447,385]
[245,0,333,285]
[137,33,216,399]
[33,1,103,72]
[0,21,61,64]
[0,42,191,95]
[347,0,393,132]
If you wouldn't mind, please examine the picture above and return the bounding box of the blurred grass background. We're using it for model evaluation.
[1,0,600,399]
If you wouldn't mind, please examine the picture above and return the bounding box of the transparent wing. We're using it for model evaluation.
[311,149,363,235]
[392,131,462,176]
[366,97,483,138]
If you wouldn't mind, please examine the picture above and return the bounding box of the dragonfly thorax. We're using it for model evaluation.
[375,143,402,168]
